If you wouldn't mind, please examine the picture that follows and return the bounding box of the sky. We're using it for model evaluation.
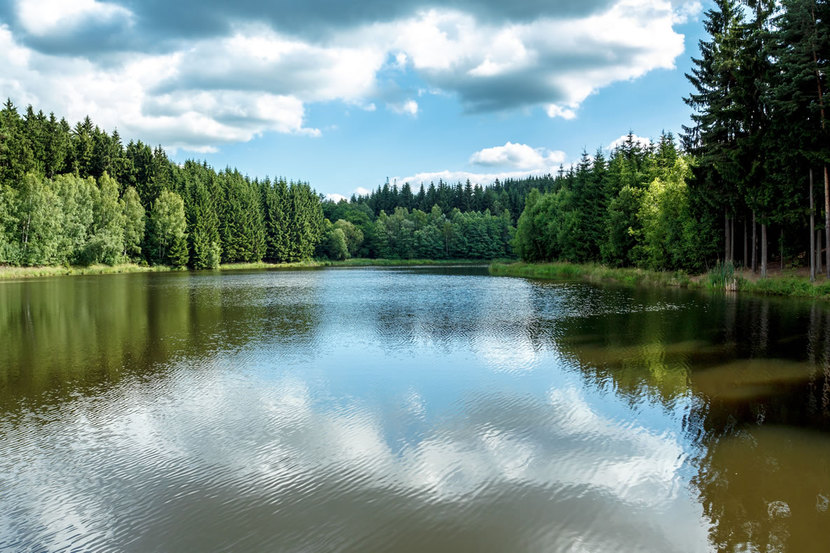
[0,0,707,199]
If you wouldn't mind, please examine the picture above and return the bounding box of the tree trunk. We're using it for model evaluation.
[811,168,816,282]
[761,223,767,278]
[818,227,823,276]
[731,217,735,265]
[743,217,748,268]
[826,165,830,279]
[780,228,784,272]
[809,4,828,278]
[752,211,757,273]
[724,210,730,263]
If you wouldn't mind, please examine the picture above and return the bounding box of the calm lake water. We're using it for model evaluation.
[2,266,830,552]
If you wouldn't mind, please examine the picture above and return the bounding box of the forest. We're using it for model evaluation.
[0,102,325,269]
[512,0,830,277]
[0,101,515,267]
[0,0,827,273]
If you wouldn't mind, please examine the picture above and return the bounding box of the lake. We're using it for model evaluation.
[2,266,830,552]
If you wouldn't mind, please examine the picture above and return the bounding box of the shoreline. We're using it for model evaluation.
[489,261,830,301]
[0,258,506,281]
[6,259,830,302]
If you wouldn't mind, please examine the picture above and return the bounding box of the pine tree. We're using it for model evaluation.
[683,0,745,265]
[186,166,221,269]
[264,178,291,262]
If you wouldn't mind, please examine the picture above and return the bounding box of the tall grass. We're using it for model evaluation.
[706,261,736,290]
[491,261,830,301]
[321,258,511,267]
[489,262,693,288]
[741,276,830,299]
[0,263,172,280]
[217,261,322,271]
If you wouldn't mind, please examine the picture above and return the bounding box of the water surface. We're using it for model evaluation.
[2,267,830,552]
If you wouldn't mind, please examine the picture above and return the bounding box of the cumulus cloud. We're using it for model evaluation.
[607,133,653,151]
[0,0,702,152]
[387,99,418,116]
[470,142,566,170]
[0,26,319,151]
[394,168,557,188]
[17,0,132,37]
[392,142,567,187]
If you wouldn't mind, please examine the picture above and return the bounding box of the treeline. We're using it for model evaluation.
[0,100,323,268]
[509,0,829,275]
[351,177,538,223]
[683,0,829,278]
[511,134,717,272]
[319,202,513,260]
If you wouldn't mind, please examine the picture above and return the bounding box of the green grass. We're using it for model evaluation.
[319,258,511,267]
[217,261,324,271]
[0,263,173,280]
[489,261,695,288]
[738,275,830,299]
[0,258,510,280]
[489,260,830,301]
[706,261,737,290]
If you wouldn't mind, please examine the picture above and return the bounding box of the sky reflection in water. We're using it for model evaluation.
[1,267,829,551]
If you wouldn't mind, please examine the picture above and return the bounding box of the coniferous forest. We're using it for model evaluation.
[0,102,324,269]
[508,0,830,276]
[0,0,828,272]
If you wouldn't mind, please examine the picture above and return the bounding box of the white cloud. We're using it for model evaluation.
[672,1,703,23]
[387,99,418,116]
[0,0,700,151]
[393,142,567,186]
[470,142,566,170]
[16,0,133,36]
[607,133,652,151]
[0,26,318,152]
[325,193,349,202]
[394,168,559,187]
[353,187,372,196]
[0,366,708,551]
[545,104,578,120]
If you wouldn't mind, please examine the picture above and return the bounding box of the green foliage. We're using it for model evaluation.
[264,179,290,261]
[84,172,125,265]
[489,262,693,288]
[333,219,363,257]
[285,183,324,262]
[635,158,703,271]
[363,205,512,260]
[706,261,737,290]
[51,174,95,264]
[149,189,188,267]
[3,0,828,280]
[185,165,221,269]
[322,227,349,260]
[0,185,20,263]
[121,187,145,260]
[17,172,64,265]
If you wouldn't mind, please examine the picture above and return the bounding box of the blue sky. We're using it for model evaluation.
[0,0,706,198]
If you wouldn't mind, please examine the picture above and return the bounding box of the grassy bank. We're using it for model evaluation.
[737,274,830,299]
[489,262,695,288]
[0,263,174,280]
[320,258,509,267]
[0,258,508,280]
[217,261,323,271]
[0,261,329,280]
[489,261,830,301]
